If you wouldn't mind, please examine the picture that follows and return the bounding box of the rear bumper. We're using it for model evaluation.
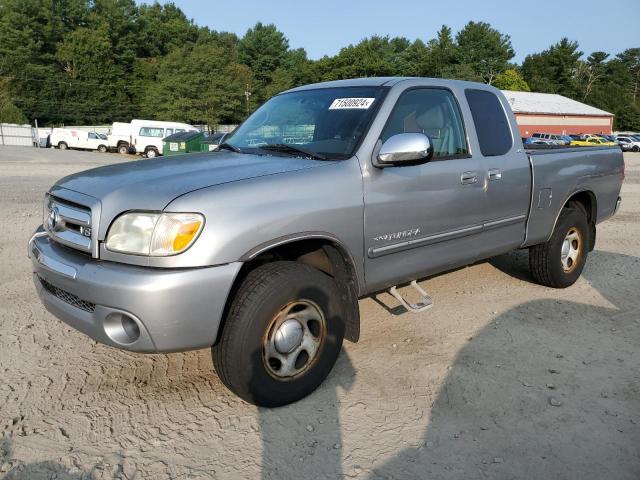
[29,228,242,353]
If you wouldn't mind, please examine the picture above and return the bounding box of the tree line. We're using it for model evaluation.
[0,0,638,130]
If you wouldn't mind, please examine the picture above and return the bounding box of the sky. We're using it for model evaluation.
[144,0,640,62]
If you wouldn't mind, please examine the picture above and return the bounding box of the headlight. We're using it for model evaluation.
[105,212,204,256]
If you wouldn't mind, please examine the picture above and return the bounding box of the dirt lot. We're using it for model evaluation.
[0,146,638,480]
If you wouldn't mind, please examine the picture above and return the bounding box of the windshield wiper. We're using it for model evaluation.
[259,143,327,160]
[218,142,241,153]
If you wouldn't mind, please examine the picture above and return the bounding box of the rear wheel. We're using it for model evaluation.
[529,207,589,288]
[118,144,129,155]
[57,142,68,150]
[212,261,345,407]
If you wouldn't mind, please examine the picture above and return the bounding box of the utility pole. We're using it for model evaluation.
[244,84,252,117]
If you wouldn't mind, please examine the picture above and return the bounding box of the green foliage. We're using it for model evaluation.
[615,104,640,131]
[140,41,252,128]
[455,21,515,84]
[522,38,582,97]
[493,69,530,91]
[0,0,637,130]
[238,23,288,88]
[0,77,27,123]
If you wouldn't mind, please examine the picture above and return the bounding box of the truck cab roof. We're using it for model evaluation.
[283,76,501,94]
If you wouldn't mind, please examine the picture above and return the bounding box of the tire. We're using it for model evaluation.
[145,147,158,158]
[212,261,346,407]
[98,144,107,153]
[633,146,639,152]
[118,144,129,155]
[58,142,68,150]
[529,207,589,288]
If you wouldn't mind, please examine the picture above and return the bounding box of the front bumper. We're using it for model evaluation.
[29,228,242,353]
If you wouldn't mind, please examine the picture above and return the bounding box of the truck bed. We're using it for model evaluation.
[523,145,623,247]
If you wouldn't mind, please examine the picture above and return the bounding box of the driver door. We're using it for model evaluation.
[362,88,488,292]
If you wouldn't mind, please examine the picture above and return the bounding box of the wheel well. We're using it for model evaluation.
[565,191,596,224]
[218,238,361,345]
[117,140,129,147]
[564,190,597,250]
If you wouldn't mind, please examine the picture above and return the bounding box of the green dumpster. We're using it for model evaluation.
[200,132,227,152]
[162,131,206,156]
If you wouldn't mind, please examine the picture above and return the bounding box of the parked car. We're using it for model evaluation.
[130,119,198,158]
[580,134,617,146]
[532,133,570,145]
[598,134,616,142]
[524,137,554,145]
[50,128,109,152]
[30,77,624,407]
[616,135,640,152]
[571,137,617,147]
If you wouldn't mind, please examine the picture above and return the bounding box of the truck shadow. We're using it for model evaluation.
[252,286,357,480]
[256,351,356,479]
[368,249,640,479]
[0,437,93,479]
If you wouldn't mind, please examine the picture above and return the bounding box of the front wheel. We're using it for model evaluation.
[145,147,158,158]
[529,207,589,288]
[98,144,107,153]
[58,142,68,150]
[212,261,345,407]
[633,146,639,152]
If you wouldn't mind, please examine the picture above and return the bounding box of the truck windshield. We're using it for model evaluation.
[223,86,387,159]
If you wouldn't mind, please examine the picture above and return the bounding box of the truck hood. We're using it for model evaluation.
[53,152,329,237]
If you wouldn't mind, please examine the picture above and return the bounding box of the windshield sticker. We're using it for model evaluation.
[329,98,375,110]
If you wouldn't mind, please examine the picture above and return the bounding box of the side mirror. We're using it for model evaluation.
[374,133,433,167]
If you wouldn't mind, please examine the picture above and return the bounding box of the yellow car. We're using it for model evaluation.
[571,137,617,147]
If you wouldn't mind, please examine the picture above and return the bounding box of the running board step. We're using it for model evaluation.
[389,281,433,313]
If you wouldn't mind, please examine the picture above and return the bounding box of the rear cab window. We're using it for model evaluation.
[380,88,469,160]
[465,89,513,156]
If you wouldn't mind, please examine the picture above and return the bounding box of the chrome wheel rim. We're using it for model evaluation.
[263,300,326,379]
[561,227,582,273]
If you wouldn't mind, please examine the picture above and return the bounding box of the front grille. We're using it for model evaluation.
[38,275,96,313]
[44,195,93,254]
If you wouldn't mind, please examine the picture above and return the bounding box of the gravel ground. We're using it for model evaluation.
[0,146,638,480]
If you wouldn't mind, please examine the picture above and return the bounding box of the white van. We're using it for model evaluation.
[129,119,198,158]
[50,128,109,152]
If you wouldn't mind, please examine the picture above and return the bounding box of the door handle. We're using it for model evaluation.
[488,168,502,181]
[460,172,478,185]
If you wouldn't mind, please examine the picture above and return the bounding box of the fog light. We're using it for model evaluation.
[104,313,141,345]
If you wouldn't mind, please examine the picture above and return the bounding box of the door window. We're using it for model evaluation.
[139,127,164,137]
[380,88,468,159]
[165,129,173,136]
[465,89,513,156]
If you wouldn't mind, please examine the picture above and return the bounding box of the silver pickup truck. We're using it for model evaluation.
[29,78,624,406]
